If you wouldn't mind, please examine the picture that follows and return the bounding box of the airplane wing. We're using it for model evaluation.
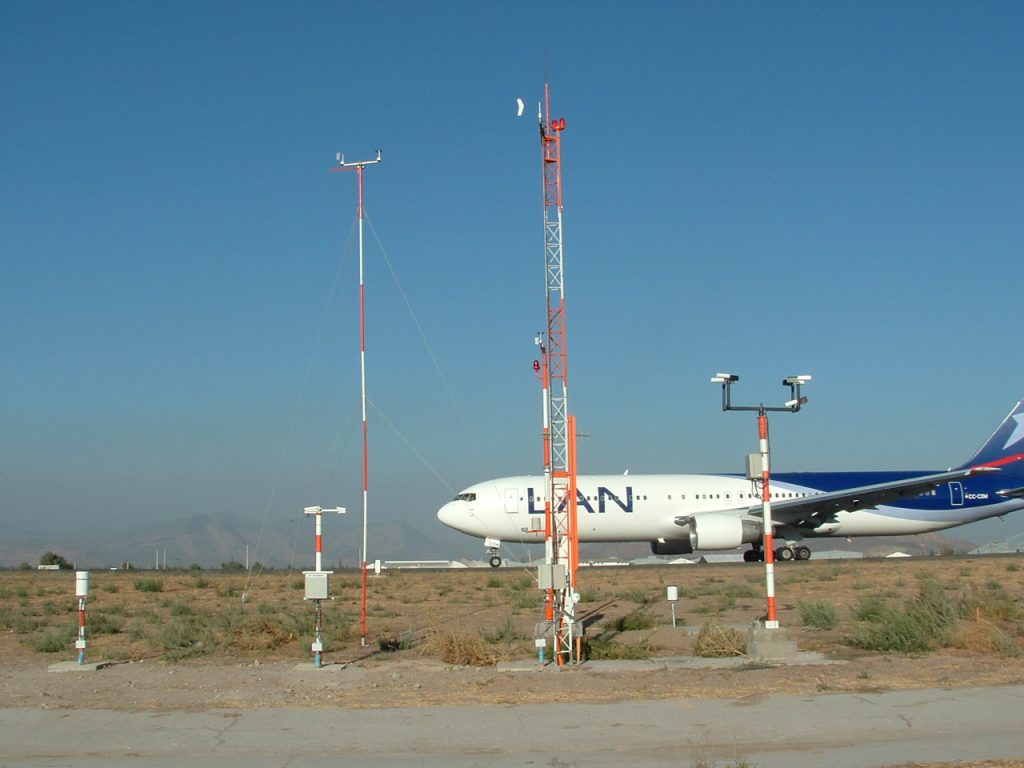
[756,466,1000,528]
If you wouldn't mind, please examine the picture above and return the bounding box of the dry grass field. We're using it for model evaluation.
[1,554,1022,716]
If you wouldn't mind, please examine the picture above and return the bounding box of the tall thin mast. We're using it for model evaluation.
[331,149,382,647]
[538,84,579,664]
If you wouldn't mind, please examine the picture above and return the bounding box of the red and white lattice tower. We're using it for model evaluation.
[537,84,580,664]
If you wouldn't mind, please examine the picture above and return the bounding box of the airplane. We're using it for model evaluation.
[437,398,1024,567]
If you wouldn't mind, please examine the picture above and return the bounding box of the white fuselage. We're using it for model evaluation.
[437,473,1021,547]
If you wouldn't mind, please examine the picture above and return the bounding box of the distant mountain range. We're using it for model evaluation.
[0,512,484,570]
[0,509,981,570]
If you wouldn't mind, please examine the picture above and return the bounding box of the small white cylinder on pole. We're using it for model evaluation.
[75,571,89,598]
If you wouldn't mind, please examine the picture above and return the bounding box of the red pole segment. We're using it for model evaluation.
[759,410,778,628]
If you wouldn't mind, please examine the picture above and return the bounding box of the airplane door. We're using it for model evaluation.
[949,482,964,506]
[504,489,519,514]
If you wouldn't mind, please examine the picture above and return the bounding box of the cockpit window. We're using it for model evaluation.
[454,492,476,502]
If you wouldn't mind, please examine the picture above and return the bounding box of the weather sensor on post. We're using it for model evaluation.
[302,505,344,668]
[709,372,812,630]
[75,571,89,664]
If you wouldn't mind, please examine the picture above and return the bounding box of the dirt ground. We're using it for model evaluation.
[2,557,1023,766]
[1,554,1022,715]
[0,552,1015,708]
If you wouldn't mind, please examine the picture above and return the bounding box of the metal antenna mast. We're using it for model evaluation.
[536,84,580,665]
[331,148,382,647]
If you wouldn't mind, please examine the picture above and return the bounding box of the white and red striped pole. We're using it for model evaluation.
[712,373,811,631]
[314,511,324,572]
[75,571,88,664]
[331,150,381,649]
[303,506,345,573]
[758,410,779,628]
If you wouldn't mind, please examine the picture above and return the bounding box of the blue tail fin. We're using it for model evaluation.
[959,398,1024,474]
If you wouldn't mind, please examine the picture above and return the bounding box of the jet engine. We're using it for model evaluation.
[679,514,763,551]
[650,538,694,556]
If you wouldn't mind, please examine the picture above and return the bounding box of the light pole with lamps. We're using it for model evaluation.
[710,373,811,629]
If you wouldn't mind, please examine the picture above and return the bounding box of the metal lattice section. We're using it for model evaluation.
[539,86,579,664]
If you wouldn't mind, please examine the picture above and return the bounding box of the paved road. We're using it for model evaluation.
[2,685,1023,767]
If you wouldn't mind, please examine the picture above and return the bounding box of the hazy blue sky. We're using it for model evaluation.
[3,1,1023,559]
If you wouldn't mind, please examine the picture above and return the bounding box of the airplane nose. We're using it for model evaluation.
[437,502,457,530]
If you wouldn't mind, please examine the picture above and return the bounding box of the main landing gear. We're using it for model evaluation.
[744,544,811,562]
[484,538,502,568]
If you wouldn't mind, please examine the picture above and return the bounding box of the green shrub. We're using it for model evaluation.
[847,581,961,653]
[854,595,889,622]
[170,602,197,617]
[609,611,656,632]
[511,591,540,611]
[29,631,69,653]
[133,578,163,593]
[723,582,757,599]
[88,611,124,635]
[482,618,524,644]
[156,617,214,659]
[798,600,838,630]
[962,582,1018,622]
[584,636,658,660]
[617,588,652,604]
[696,594,736,614]
[507,575,533,592]
[848,605,936,653]
[798,602,839,630]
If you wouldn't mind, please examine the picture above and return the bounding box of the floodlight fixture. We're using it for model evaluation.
[711,373,739,383]
[783,375,813,385]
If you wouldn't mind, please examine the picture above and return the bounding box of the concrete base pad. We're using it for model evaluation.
[747,623,799,660]
[49,661,113,673]
[292,661,349,672]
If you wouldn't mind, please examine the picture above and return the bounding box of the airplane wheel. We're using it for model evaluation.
[743,549,757,562]
[795,546,811,561]
[488,555,502,568]
[775,547,795,562]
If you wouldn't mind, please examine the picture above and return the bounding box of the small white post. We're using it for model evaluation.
[667,585,679,628]
[75,571,89,664]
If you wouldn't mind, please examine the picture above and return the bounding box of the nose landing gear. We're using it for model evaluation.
[484,537,502,568]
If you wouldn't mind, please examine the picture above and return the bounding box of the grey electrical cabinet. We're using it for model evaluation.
[304,571,329,600]
[746,453,764,480]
